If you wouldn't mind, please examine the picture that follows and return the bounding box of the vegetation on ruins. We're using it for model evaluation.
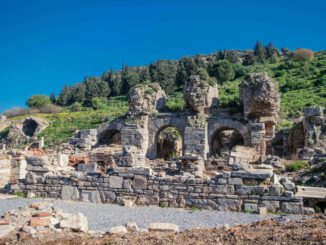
[2,42,326,145]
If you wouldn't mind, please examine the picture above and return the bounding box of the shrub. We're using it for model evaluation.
[286,160,307,172]
[3,107,27,117]
[210,60,235,83]
[91,97,109,110]
[38,104,62,114]
[292,48,314,62]
[166,93,184,112]
[69,102,83,112]
[26,95,51,108]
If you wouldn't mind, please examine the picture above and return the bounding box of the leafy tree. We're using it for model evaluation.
[210,60,235,83]
[254,41,266,63]
[70,83,86,104]
[121,65,141,94]
[266,42,279,63]
[49,92,57,104]
[84,76,110,102]
[149,60,178,94]
[26,95,51,108]
[176,57,198,87]
[102,70,123,96]
[57,85,72,106]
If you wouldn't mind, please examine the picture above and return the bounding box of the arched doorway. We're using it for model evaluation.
[156,126,183,160]
[210,128,244,157]
[98,129,121,145]
[22,119,38,137]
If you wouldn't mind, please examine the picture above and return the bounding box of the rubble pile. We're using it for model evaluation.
[0,202,88,239]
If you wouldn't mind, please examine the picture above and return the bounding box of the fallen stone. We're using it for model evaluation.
[108,226,128,234]
[59,212,88,232]
[126,222,139,232]
[148,223,179,233]
[30,217,50,227]
[0,225,15,238]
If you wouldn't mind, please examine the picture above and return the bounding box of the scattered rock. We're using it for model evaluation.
[148,223,180,233]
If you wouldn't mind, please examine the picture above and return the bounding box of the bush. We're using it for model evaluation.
[3,107,27,118]
[91,97,109,110]
[292,48,314,62]
[210,60,235,83]
[38,104,62,114]
[68,102,83,112]
[286,161,307,172]
[26,95,51,108]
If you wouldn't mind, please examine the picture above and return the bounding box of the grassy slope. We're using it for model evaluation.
[3,51,326,146]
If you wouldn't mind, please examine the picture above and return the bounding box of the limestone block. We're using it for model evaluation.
[126,222,139,232]
[259,207,268,215]
[57,154,69,167]
[108,226,128,234]
[244,203,258,212]
[281,202,303,214]
[61,186,80,201]
[81,190,101,203]
[229,178,243,185]
[148,223,179,233]
[60,212,88,232]
[136,195,159,206]
[109,176,123,188]
[217,198,242,211]
[132,175,148,190]
[0,225,15,239]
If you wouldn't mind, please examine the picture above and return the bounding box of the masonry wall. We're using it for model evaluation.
[19,168,304,214]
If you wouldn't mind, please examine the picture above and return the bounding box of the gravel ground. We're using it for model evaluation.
[0,197,301,232]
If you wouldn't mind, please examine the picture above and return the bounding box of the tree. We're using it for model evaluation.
[254,41,266,63]
[70,83,86,104]
[84,77,110,101]
[149,60,178,94]
[210,60,235,83]
[49,92,56,104]
[176,57,197,87]
[26,95,51,108]
[57,85,72,106]
[121,65,141,94]
[265,42,279,63]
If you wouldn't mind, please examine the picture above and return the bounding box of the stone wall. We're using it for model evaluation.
[18,167,304,214]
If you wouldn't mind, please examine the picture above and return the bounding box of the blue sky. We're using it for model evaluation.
[0,0,325,112]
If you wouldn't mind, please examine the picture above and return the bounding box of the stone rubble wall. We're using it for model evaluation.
[18,168,304,214]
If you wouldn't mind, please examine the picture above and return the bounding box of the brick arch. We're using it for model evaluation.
[146,116,187,159]
[208,119,250,157]
[97,119,125,145]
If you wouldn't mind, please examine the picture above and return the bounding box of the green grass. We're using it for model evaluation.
[10,97,128,147]
[286,160,308,172]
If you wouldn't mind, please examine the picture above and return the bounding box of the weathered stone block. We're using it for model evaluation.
[81,190,101,203]
[281,202,303,214]
[132,175,148,190]
[244,203,258,212]
[217,198,242,211]
[109,176,123,188]
[136,195,159,206]
[229,178,243,185]
[61,186,80,201]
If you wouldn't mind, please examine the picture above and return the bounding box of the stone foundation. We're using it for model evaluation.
[18,168,303,214]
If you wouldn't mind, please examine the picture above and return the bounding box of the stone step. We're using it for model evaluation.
[295,186,326,199]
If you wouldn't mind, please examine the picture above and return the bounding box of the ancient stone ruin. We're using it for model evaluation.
[1,72,325,214]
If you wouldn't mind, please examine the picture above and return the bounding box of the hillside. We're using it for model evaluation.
[1,45,326,146]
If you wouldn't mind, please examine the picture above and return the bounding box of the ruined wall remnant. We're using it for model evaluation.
[5,117,48,148]
[128,83,167,115]
[303,106,326,150]
[183,75,219,114]
[240,73,280,123]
